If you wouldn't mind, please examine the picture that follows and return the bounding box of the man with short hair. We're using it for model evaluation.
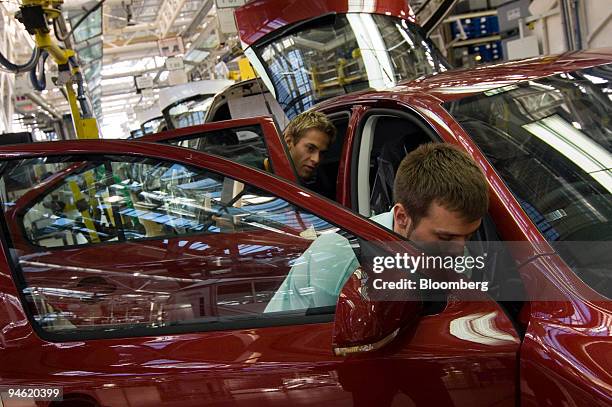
[340,143,490,407]
[282,111,337,181]
[376,142,488,255]
[265,142,489,313]
[262,111,337,196]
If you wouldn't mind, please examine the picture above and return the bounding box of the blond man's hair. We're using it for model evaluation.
[284,111,337,144]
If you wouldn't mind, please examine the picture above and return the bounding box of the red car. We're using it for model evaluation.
[1,2,611,407]
[143,1,609,405]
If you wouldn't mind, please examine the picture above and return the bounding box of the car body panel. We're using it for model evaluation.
[336,105,367,207]
[235,0,416,47]
[517,255,612,407]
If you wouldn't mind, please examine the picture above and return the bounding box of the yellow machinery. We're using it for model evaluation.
[2,0,101,139]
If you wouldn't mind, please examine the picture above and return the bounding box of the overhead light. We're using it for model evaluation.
[184,49,210,63]
[583,74,607,85]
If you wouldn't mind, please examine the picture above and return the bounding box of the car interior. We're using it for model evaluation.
[311,111,350,201]
[354,111,527,331]
[354,113,435,217]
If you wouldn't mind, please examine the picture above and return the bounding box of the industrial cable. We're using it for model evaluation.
[68,55,93,117]
[53,0,106,42]
[29,50,49,91]
[0,46,41,73]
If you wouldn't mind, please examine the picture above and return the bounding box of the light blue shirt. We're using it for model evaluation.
[264,211,393,313]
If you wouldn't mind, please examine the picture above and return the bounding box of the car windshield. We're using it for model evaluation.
[253,13,449,118]
[141,117,165,135]
[167,94,215,129]
[445,64,612,297]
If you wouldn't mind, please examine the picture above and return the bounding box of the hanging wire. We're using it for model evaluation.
[0,46,41,73]
[29,50,49,91]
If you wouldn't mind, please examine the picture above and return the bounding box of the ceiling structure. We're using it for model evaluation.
[7,0,443,138]
[95,0,234,135]
[8,0,238,137]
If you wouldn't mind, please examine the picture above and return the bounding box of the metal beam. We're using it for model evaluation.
[104,41,159,55]
[26,93,63,120]
[182,0,214,38]
[102,66,161,79]
[157,0,189,38]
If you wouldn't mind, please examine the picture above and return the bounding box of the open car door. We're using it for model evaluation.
[0,140,520,406]
[140,116,297,182]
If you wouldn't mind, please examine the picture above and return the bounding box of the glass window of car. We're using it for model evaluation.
[161,125,271,172]
[141,116,166,135]
[253,14,448,118]
[19,163,119,247]
[0,155,363,339]
[166,94,215,129]
[444,64,612,298]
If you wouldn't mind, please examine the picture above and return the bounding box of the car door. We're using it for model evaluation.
[140,116,297,183]
[346,96,612,406]
[0,140,521,407]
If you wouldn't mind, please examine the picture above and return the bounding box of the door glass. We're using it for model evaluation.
[141,117,166,135]
[0,155,363,339]
[162,124,271,172]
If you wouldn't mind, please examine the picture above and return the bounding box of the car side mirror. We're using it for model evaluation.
[332,267,422,356]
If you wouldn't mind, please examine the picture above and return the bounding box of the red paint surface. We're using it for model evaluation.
[235,0,415,47]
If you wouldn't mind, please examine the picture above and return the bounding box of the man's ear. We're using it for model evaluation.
[283,132,293,148]
[393,204,412,238]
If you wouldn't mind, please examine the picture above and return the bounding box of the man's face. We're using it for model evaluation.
[285,129,330,180]
[393,202,481,256]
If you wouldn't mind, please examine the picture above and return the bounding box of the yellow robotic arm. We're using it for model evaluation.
[13,0,101,139]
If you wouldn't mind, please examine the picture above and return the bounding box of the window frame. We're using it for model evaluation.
[350,107,442,216]
[141,117,298,183]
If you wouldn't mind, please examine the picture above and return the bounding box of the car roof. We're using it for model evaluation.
[315,48,612,108]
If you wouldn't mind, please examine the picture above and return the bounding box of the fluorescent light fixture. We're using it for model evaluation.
[184,49,210,63]
[101,76,135,87]
[582,74,608,85]
[101,57,166,77]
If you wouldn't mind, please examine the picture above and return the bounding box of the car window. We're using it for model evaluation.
[0,155,363,340]
[21,163,118,247]
[141,117,165,135]
[162,125,270,172]
[166,94,215,129]
[253,14,448,118]
[444,64,612,298]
